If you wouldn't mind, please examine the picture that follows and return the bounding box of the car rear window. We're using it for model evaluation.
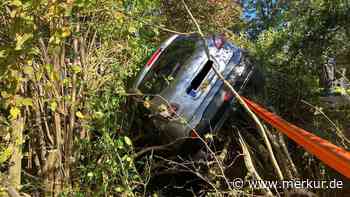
[139,36,198,94]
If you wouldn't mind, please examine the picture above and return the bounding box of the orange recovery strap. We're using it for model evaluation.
[242,97,350,179]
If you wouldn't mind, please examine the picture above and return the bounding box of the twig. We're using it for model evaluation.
[264,125,294,180]
[181,0,284,181]
[238,131,273,196]
[155,155,221,195]
[301,99,350,147]
[278,132,299,178]
[7,186,21,197]
[134,136,193,159]
[2,179,22,197]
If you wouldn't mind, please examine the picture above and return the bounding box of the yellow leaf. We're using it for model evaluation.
[10,107,20,119]
[15,33,33,50]
[87,172,94,177]
[10,0,22,7]
[0,146,13,164]
[158,104,167,112]
[0,50,7,58]
[10,10,17,18]
[1,91,10,98]
[49,101,57,112]
[143,100,151,109]
[114,11,125,22]
[76,111,84,119]
[61,27,71,38]
[115,187,123,192]
[204,133,214,140]
[27,59,33,65]
[93,111,104,119]
[128,25,137,33]
[23,66,34,75]
[124,136,132,146]
[21,98,33,106]
[71,65,82,74]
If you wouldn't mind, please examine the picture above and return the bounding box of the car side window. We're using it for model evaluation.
[139,36,198,94]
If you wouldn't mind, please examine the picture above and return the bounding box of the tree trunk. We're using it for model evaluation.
[320,58,335,91]
[8,117,24,190]
[43,149,60,196]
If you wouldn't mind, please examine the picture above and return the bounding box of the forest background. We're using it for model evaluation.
[0,0,349,196]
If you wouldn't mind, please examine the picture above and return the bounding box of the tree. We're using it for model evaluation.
[1,0,161,195]
[161,0,244,34]
[247,0,350,184]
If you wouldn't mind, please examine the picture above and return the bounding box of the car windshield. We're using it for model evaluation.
[139,35,198,94]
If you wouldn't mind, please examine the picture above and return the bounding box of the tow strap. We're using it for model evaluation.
[242,97,350,179]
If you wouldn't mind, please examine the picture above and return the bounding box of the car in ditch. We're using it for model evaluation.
[130,33,259,150]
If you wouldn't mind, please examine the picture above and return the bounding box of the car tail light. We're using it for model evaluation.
[223,91,233,102]
[145,48,162,67]
[213,35,225,49]
[191,130,199,139]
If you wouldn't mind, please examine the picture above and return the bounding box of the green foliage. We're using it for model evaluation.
[245,0,350,181]
[251,0,350,113]
[161,0,244,34]
[1,0,161,195]
[78,133,140,196]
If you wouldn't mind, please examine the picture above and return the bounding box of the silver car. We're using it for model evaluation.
[131,34,257,146]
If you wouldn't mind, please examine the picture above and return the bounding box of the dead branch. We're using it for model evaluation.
[301,99,350,147]
[134,136,192,159]
[238,131,273,196]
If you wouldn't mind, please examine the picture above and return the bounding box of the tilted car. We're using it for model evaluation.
[131,34,258,148]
